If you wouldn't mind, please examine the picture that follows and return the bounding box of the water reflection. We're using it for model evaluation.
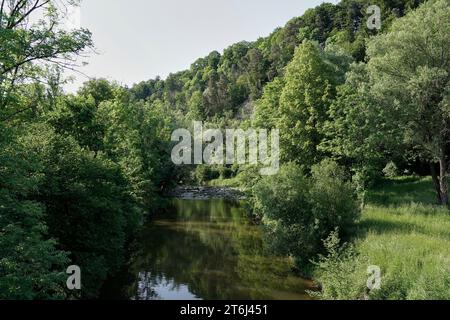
[126,199,312,300]
[136,272,201,300]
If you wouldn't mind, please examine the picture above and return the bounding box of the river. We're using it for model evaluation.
[102,198,313,300]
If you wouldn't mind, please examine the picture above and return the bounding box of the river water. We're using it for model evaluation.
[103,199,313,300]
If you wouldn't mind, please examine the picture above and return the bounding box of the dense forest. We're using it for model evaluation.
[1,0,449,299]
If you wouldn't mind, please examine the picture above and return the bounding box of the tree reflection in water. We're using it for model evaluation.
[126,199,313,300]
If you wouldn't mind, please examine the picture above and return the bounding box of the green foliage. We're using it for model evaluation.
[252,160,360,274]
[49,80,175,211]
[0,126,69,300]
[323,0,450,204]
[186,91,206,121]
[310,231,366,300]
[98,97,175,210]
[310,159,361,236]
[2,76,175,299]
[193,165,221,185]
[321,63,392,165]
[233,166,263,191]
[21,123,140,298]
[0,0,93,115]
[313,177,450,300]
[124,0,423,124]
[278,41,347,166]
[253,77,284,129]
[0,0,97,300]
[366,0,450,164]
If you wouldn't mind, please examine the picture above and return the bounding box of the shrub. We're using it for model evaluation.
[311,231,368,300]
[310,159,361,241]
[193,165,220,185]
[252,160,360,274]
[235,165,264,190]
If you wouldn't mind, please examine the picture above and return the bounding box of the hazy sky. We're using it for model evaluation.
[66,0,332,92]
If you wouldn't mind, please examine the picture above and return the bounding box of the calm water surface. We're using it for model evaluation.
[105,199,313,300]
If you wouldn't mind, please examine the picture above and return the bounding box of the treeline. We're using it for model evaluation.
[126,0,427,183]
[0,82,176,298]
[129,0,425,120]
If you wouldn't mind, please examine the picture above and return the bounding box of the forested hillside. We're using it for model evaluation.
[129,0,425,121]
[127,0,428,184]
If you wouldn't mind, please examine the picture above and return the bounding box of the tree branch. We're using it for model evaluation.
[7,0,51,29]
[0,102,36,122]
[0,0,6,26]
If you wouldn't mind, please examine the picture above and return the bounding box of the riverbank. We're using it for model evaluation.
[314,177,450,300]
[167,186,246,200]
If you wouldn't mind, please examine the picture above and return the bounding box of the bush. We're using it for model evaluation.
[193,165,220,185]
[310,159,361,240]
[252,160,360,274]
[235,165,263,190]
[311,231,368,300]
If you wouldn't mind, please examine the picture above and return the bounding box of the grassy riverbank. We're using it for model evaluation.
[314,177,450,300]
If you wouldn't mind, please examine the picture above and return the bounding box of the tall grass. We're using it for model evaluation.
[313,177,450,300]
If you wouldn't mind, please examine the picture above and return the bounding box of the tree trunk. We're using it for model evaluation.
[439,155,448,206]
[430,163,442,204]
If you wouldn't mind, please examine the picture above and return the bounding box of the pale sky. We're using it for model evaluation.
[66,0,332,92]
